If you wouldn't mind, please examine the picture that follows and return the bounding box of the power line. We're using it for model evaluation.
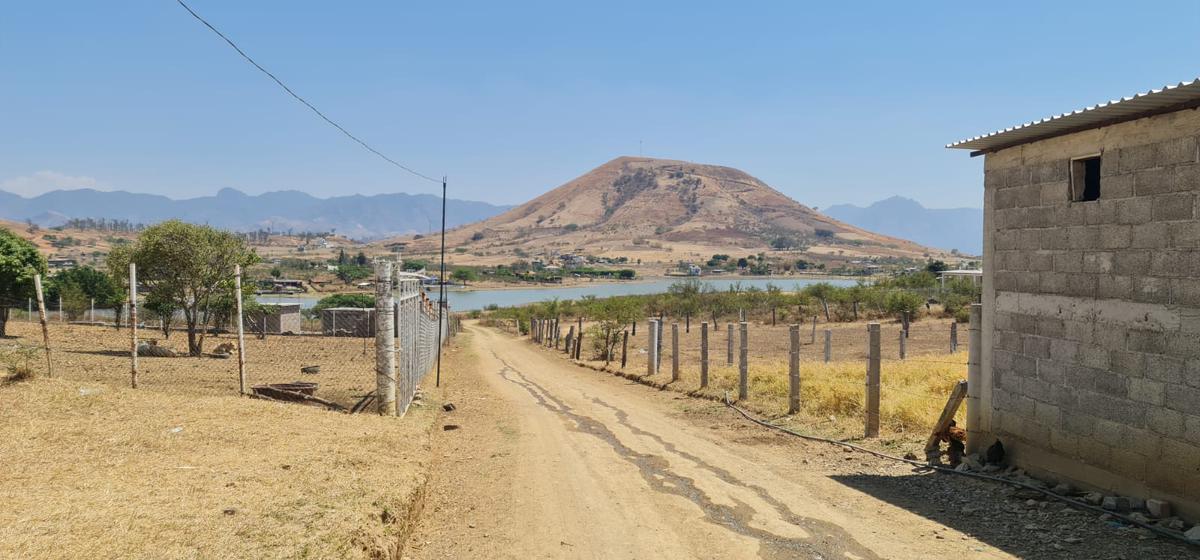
[174,0,440,184]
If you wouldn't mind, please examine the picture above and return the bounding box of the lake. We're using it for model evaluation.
[259,276,859,312]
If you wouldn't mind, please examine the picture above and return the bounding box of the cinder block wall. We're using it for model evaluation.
[982,108,1200,515]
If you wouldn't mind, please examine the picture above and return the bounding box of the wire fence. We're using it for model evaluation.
[0,261,455,416]
[513,312,975,438]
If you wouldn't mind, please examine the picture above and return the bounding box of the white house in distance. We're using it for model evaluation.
[950,78,1200,517]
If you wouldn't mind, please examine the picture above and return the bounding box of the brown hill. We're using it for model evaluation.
[395,157,946,265]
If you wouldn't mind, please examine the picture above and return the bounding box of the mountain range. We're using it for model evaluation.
[398,157,946,264]
[823,196,982,255]
[0,187,512,240]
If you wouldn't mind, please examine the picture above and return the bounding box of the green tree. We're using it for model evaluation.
[312,293,374,313]
[336,264,371,284]
[355,251,369,266]
[270,266,283,278]
[107,220,259,356]
[45,265,123,322]
[803,282,837,321]
[0,228,47,337]
[926,260,949,274]
[451,268,478,286]
[591,296,641,360]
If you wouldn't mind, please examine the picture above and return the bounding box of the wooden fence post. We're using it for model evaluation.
[565,325,575,356]
[632,320,636,336]
[234,265,247,395]
[685,313,690,333]
[726,323,734,366]
[865,323,881,438]
[950,321,959,353]
[671,322,680,382]
[926,381,969,462]
[647,319,658,375]
[33,274,52,377]
[899,329,907,360]
[823,329,832,363]
[788,324,800,414]
[771,307,776,326]
[902,311,910,338]
[127,265,137,387]
[621,330,628,368]
[700,322,709,388]
[811,316,817,344]
[738,321,748,401]
[574,329,583,360]
[375,260,396,415]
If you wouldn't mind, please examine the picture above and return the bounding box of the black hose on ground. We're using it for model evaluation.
[721,393,1197,548]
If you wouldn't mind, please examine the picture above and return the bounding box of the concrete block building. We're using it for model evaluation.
[244,303,302,335]
[950,79,1200,516]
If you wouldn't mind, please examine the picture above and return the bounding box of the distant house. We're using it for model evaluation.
[686,264,702,276]
[949,77,1200,517]
[258,279,306,294]
[244,303,302,334]
[47,258,76,270]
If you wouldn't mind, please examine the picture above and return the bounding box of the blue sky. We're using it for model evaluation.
[2,1,1198,209]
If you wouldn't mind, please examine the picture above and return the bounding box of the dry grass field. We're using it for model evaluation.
[0,329,473,559]
[2,321,381,408]
[527,316,968,449]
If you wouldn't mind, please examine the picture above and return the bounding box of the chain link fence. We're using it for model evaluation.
[0,261,455,416]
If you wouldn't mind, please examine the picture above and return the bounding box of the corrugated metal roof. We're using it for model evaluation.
[947,78,1200,153]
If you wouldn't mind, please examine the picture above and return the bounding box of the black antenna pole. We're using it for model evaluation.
[435,176,448,388]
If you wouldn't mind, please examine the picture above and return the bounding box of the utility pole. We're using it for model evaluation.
[435,176,448,388]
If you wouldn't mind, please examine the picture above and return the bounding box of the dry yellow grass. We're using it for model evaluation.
[0,334,474,559]
[2,321,383,409]
[565,317,968,449]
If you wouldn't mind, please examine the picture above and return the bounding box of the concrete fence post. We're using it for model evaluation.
[966,304,983,454]
[738,321,748,401]
[726,323,734,366]
[671,322,680,382]
[374,260,397,416]
[621,330,628,368]
[823,329,832,363]
[34,274,52,378]
[700,322,709,388]
[126,265,135,387]
[899,329,907,360]
[865,323,881,438]
[652,318,662,376]
[234,265,247,395]
[655,318,663,369]
[788,324,800,414]
[950,322,959,353]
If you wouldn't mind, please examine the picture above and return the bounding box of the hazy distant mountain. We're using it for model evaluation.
[0,187,512,240]
[823,196,982,255]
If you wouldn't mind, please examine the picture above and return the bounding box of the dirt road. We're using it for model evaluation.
[406,326,1192,559]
